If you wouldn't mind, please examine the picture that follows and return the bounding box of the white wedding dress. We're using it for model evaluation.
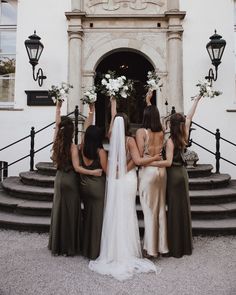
[89,117,159,281]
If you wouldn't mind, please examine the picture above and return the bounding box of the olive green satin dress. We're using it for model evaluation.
[166,147,193,258]
[79,153,106,260]
[48,163,81,256]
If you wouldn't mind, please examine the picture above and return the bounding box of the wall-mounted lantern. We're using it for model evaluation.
[205,30,226,86]
[24,31,47,87]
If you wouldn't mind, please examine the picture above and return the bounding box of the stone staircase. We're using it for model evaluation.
[0,162,236,235]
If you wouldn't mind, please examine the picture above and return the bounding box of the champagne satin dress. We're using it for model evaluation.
[138,129,168,256]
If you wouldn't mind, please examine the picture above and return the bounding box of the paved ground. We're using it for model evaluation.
[0,230,235,295]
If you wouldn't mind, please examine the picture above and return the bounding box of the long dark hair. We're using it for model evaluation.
[170,113,187,150]
[52,116,74,169]
[115,112,131,136]
[83,125,103,160]
[142,105,163,132]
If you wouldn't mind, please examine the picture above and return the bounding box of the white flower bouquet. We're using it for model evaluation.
[48,82,73,103]
[99,71,133,99]
[146,70,163,91]
[81,88,97,105]
[194,79,222,99]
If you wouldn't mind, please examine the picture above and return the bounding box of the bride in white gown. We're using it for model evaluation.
[89,99,161,281]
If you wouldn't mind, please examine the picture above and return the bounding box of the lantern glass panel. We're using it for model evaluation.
[213,48,219,59]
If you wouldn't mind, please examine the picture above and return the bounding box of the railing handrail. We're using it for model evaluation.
[0,108,85,152]
[192,121,215,136]
[190,139,236,167]
[0,105,86,173]
[192,121,236,147]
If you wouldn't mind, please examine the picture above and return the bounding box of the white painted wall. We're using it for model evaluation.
[0,0,71,176]
[180,0,236,178]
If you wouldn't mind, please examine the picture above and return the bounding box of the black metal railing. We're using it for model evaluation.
[189,121,236,173]
[0,105,86,174]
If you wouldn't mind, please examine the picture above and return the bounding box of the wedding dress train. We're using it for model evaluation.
[89,117,160,281]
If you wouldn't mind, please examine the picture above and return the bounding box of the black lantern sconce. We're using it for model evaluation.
[24,31,47,87]
[205,30,226,86]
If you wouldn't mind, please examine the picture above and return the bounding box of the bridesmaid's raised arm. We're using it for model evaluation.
[145,89,153,106]
[84,103,95,131]
[53,100,62,143]
[185,95,201,138]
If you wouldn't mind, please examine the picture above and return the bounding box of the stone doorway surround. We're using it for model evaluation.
[65,0,186,116]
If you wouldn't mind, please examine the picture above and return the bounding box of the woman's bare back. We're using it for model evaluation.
[144,129,164,157]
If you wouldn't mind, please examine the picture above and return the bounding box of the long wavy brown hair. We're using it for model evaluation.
[170,113,187,150]
[51,116,74,169]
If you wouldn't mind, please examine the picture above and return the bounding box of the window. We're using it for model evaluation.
[0,0,17,106]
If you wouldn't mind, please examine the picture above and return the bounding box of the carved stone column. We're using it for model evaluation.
[65,12,85,113]
[166,11,186,113]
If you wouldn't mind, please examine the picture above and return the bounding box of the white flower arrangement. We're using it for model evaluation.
[81,88,97,105]
[48,82,73,103]
[99,71,133,99]
[194,79,222,99]
[146,70,163,91]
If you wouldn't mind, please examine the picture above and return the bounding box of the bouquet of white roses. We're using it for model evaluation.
[81,88,97,105]
[48,82,73,103]
[100,71,133,99]
[193,80,222,99]
[146,70,163,91]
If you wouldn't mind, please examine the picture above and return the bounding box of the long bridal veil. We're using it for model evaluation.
[89,117,159,281]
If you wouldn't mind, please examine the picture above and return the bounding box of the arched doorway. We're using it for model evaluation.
[95,50,154,137]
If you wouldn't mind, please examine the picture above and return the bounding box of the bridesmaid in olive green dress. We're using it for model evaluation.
[79,104,107,259]
[155,95,202,258]
[48,101,102,256]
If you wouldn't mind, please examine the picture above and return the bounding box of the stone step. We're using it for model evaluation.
[0,211,50,232]
[189,180,236,204]
[2,177,53,201]
[187,164,213,178]
[1,209,235,236]
[1,189,235,221]
[0,190,52,216]
[192,218,236,236]
[20,171,55,188]
[23,164,214,188]
[2,175,236,206]
[189,173,231,190]
[34,162,215,179]
[190,202,236,219]
[35,162,56,176]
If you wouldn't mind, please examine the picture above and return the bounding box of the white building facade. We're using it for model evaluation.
[0,0,236,177]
